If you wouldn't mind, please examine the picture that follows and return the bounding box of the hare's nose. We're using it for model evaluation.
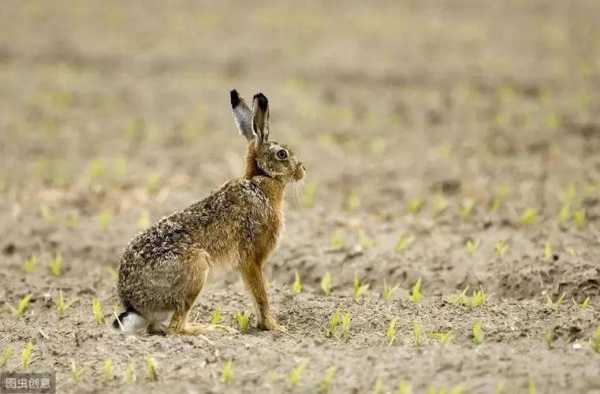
[299,163,306,171]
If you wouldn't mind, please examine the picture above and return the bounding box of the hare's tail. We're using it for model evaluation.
[112,305,147,333]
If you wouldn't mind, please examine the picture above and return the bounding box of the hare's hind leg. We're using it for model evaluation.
[168,249,210,336]
[240,260,286,332]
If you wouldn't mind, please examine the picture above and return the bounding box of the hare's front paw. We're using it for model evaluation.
[259,315,287,332]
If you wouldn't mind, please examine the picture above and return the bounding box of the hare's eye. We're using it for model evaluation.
[276,149,288,160]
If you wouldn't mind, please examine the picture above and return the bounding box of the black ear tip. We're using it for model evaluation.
[230,89,240,107]
[253,93,269,111]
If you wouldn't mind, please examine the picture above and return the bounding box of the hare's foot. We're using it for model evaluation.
[258,315,287,333]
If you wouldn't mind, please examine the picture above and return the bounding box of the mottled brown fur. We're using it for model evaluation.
[116,90,304,334]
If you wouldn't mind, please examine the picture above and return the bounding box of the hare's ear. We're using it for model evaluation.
[252,93,269,143]
[230,89,256,142]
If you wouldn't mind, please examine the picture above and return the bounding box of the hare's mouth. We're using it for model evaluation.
[293,163,306,181]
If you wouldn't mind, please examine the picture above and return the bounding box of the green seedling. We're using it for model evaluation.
[395,234,414,253]
[578,296,590,310]
[520,208,538,225]
[448,286,470,306]
[410,278,423,304]
[70,359,84,382]
[103,358,114,381]
[397,381,413,394]
[558,203,571,224]
[566,247,577,256]
[544,329,555,350]
[234,311,250,333]
[591,326,600,353]
[221,360,233,384]
[573,209,586,229]
[320,272,332,295]
[528,378,537,394]
[357,229,375,249]
[21,341,33,369]
[98,210,112,232]
[330,229,346,250]
[382,279,399,301]
[543,242,553,262]
[88,159,107,182]
[107,267,118,282]
[124,359,136,384]
[465,239,479,256]
[55,290,77,318]
[11,294,32,317]
[413,322,423,348]
[471,289,487,307]
[429,331,453,345]
[23,256,37,273]
[373,378,385,394]
[343,191,360,212]
[489,186,509,213]
[39,205,55,223]
[137,211,150,230]
[146,355,158,381]
[49,253,63,277]
[546,293,566,311]
[432,193,448,217]
[145,174,161,195]
[407,197,424,214]
[328,311,341,337]
[292,271,303,294]
[495,240,508,257]
[341,312,351,338]
[353,273,369,302]
[0,346,14,368]
[302,182,317,208]
[92,298,106,324]
[288,361,306,386]
[459,198,475,220]
[386,318,398,345]
[210,306,222,325]
[472,322,484,345]
[318,366,336,394]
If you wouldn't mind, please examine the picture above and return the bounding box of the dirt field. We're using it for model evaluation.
[1,1,600,393]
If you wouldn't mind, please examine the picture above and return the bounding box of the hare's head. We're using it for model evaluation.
[231,90,305,183]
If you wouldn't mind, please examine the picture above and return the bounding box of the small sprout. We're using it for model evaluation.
[292,271,303,295]
[495,240,508,257]
[288,361,306,386]
[330,229,346,250]
[432,194,448,216]
[386,318,398,345]
[320,272,332,295]
[341,312,351,338]
[234,311,250,333]
[124,359,136,384]
[558,203,571,224]
[413,322,423,347]
[573,209,586,229]
[407,197,424,214]
[520,208,538,225]
[528,378,537,394]
[106,267,118,282]
[395,234,414,253]
[209,306,222,326]
[145,174,161,195]
[98,210,112,232]
[302,182,317,208]
[472,322,484,345]
[328,311,341,338]
[0,346,14,368]
[429,331,453,345]
[471,289,487,307]
[221,360,233,384]
[459,198,475,220]
[465,239,479,256]
[21,341,33,369]
[373,377,385,394]
[55,290,77,318]
[566,247,577,256]
[11,294,32,317]
[591,326,600,353]
[103,358,114,381]
[92,298,106,324]
[544,329,555,349]
[70,359,84,382]
[88,159,107,182]
[49,253,63,277]
[318,366,337,394]
[546,293,566,311]
[448,286,470,306]
[578,296,590,310]
[357,229,375,249]
[137,211,150,230]
[343,191,360,212]
[146,355,158,381]
[382,279,399,301]
[353,273,369,302]
[23,256,37,273]
[397,381,413,394]
[39,205,55,223]
[543,242,553,262]
[410,278,423,304]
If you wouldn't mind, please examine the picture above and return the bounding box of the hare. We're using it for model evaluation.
[113,90,305,335]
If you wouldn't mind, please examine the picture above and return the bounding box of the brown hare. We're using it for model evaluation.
[113,90,305,335]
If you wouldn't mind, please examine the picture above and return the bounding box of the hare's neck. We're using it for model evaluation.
[255,176,285,213]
